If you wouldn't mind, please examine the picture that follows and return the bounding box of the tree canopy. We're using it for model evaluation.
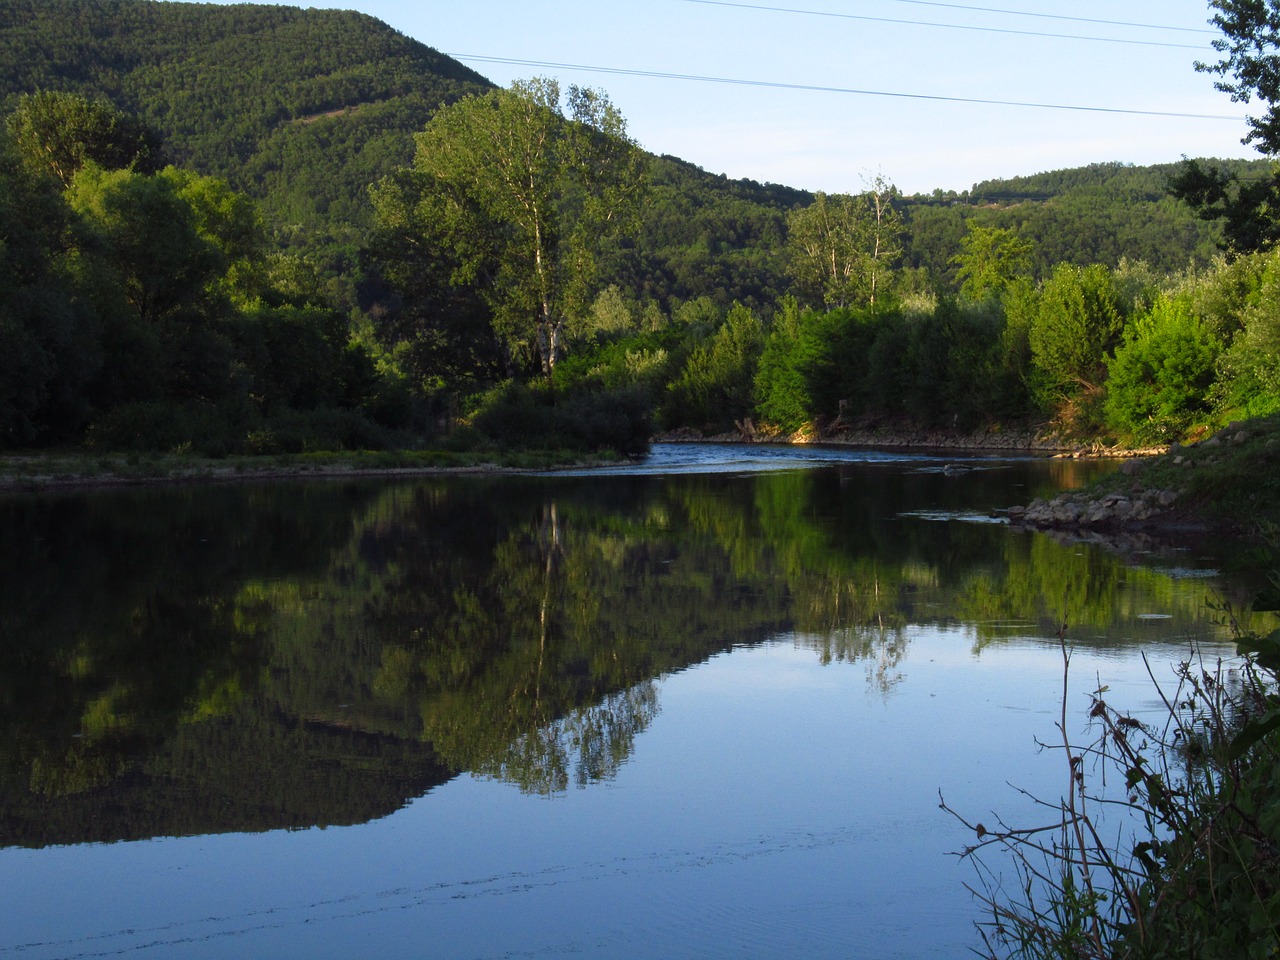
[374,78,646,377]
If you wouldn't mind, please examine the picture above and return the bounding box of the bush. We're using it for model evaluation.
[84,400,396,456]
[85,400,239,456]
[1104,296,1222,444]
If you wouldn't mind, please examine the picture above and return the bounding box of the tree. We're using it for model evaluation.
[951,224,1033,299]
[1170,1,1280,252]
[1197,0,1280,155]
[1028,263,1126,403]
[668,303,763,430]
[1209,248,1280,416]
[67,165,225,329]
[1167,158,1280,254]
[390,78,646,378]
[0,131,93,445]
[1103,296,1222,443]
[6,91,161,187]
[786,177,903,308]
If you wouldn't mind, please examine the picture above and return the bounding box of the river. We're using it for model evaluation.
[0,444,1259,958]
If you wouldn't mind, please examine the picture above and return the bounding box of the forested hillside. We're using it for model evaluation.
[0,0,1237,278]
[0,0,492,242]
[903,159,1272,285]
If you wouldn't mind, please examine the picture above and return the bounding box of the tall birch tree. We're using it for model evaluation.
[390,78,645,378]
[786,176,903,309]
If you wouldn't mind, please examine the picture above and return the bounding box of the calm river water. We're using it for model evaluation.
[0,444,1262,959]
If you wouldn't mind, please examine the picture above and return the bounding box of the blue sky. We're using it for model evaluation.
[210,0,1254,195]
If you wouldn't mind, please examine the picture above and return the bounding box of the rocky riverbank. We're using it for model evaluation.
[1007,485,1183,529]
[1006,415,1279,539]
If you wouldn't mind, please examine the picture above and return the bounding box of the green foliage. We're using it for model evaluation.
[1210,250,1280,418]
[753,297,813,431]
[0,128,94,444]
[952,223,1033,300]
[950,610,1280,960]
[0,0,493,243]
[1168,158,1280,255]
[609,155,803,316]
[387,77,646,378]
[1028,262,1126,405]
[3,0,1278,452]
[5,89,161,187]
[365,166,503,391]
[0,95,401,453]
[1198,0,1280,156]
[667,303,764,431]
[1104,296,1223,443]
[787,181,904,308]
[68,164,226,327]
[905,161,1238,288]
[469,379,652,455]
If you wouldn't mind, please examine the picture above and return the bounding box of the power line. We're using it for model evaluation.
[450,55,1245,122]
[678,0,1212,50]
[836,0,1216,35]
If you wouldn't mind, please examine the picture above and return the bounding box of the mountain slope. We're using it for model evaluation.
[903,158,1272,283]
[0,0,492,240]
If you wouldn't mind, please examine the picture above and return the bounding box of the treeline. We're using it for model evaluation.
[528,247,1280,445]
[0,91,414,452]
[5,85,1271,455]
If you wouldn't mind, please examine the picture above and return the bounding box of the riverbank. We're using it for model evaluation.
[0,447,615,492]
[1005,412,1280,540]
[657,419,1164,458]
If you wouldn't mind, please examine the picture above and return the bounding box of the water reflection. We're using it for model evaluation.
[0,452,1258,850]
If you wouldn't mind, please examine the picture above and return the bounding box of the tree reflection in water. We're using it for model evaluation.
[0,459,1250,846]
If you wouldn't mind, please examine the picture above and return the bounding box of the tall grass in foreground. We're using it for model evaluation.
[943,601,1280,959]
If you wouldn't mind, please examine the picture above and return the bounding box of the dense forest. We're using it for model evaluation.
[2,0,1278,456]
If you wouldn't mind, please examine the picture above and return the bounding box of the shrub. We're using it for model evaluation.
[1104,296,1222,444]
[84,400,237,456]
[945,605,1280,960]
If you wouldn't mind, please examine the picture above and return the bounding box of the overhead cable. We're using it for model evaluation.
[678,0,1211,50]
[878,0,1216,34]
[449,55,1244,122]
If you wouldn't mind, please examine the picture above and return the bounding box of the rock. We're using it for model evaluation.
[1204,435,1222,448]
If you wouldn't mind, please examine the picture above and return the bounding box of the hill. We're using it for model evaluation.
[0,0,492,243]
[903,159,1273,285]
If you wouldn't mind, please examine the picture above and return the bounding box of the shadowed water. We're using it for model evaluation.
[0,445,1263,958]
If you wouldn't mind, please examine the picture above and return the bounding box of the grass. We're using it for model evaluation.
[0,446,622,491]
[943,607,1280,960]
